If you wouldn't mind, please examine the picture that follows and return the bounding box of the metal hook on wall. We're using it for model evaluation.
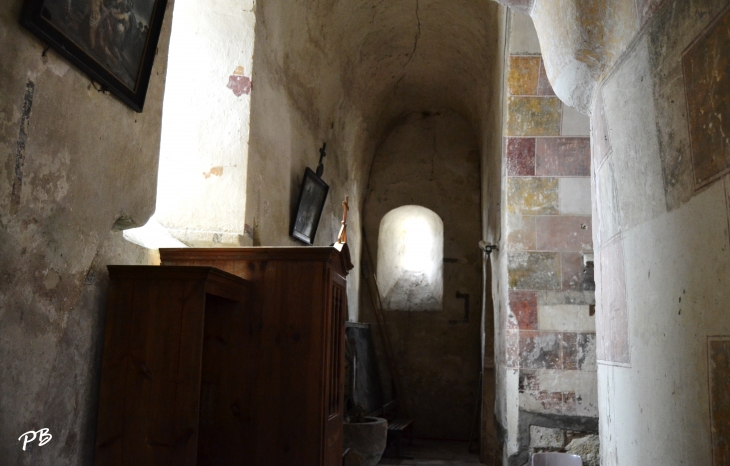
[478,240,499,256]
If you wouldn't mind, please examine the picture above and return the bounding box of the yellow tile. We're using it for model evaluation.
[508,56,541,95]
[506,97,562,136]
[507,177,559,215]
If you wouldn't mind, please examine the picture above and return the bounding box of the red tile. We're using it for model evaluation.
[506,138,536,176]
[509,290,538,330]
[683,7,730,187]
[535,391,564,412]
[536,138,591,176]
[535,216,593,253]
[537,59,556,96]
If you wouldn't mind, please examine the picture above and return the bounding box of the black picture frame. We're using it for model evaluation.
[20,0,169,112]
[290,168,329,245]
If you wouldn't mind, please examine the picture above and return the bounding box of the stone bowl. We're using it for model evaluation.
[343,416,388,466]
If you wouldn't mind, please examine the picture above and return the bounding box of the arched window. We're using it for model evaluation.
[377,206,443,311]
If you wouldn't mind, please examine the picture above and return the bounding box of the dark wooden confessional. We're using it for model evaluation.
[94,247,350,466]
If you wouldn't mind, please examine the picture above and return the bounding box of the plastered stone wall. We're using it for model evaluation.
[0,0,173,463]
[360,110,483,441]
[492,0,730,464]
[591,1,730,464]
[243,0,379,317]
[154,0,256,247]
[495,11,598,466]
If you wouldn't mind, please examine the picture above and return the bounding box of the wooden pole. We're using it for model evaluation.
[362,236,409,418]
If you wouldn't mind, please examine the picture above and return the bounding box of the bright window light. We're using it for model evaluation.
[377,206,443,311]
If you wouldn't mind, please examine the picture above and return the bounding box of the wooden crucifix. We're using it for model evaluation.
[334,196,354,271]
[336,196,349,245]
[316,143,326,177]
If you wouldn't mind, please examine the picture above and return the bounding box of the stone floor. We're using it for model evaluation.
[378,439,485,465]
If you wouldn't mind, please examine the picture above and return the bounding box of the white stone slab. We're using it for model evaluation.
[538,304,595,332]
[509,11,541,55]
[559,177,592,215]
[561,104,591,136]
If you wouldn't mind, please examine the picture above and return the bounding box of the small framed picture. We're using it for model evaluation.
[20,0,169,112]
[291,168,329,245]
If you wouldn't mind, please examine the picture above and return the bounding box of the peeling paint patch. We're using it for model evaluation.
[227,68,252,97]
[709,337,730,466]
[519,331,562,369]
[203,166,224,178]
[509,290,538,330]
[682,6,730,188]
[10,80,35,213]
[43,269,61,290]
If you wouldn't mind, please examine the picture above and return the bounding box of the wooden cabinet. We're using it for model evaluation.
[95,266,251,466]
[159,247,350,466]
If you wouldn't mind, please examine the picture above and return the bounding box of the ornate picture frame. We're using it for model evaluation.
[21,0,169,112]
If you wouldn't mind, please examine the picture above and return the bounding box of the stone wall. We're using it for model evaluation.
[495,11,598,466]
[0,0,173,463]
[243,0,372,317]
[360,110,483,440]
[591,1,730,464]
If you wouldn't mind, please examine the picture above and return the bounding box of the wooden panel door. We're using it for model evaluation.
[322,271,347,465]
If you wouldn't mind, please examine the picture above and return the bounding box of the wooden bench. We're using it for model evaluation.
[370,400,414,459]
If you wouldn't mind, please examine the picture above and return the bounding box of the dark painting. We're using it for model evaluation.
[21,0,168,111]
[291,168,329,245]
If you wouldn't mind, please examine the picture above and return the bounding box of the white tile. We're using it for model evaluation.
[559,177,592,215]
[509,11,541,55]
[561,104,591,136]
[538,304,596,332]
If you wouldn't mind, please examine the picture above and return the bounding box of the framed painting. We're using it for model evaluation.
[20,0,169,112]
[291,168,329,245]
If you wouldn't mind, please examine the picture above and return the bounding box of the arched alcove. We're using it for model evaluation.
[376,205,443,311]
